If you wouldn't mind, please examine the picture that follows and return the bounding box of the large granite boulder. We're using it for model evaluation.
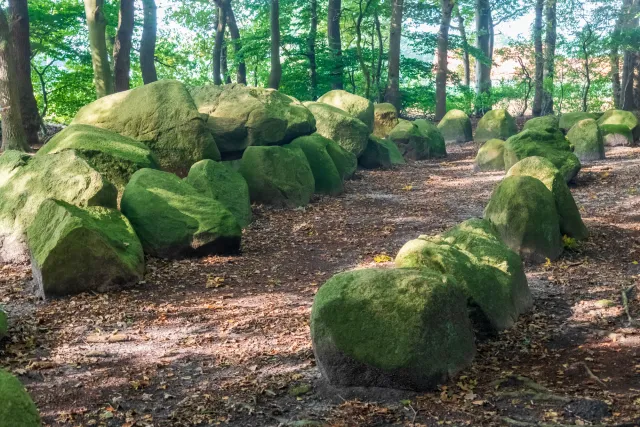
[322,136,358,180]
[288,135,344,196]
[475,139,505,171]
[304,102,370,157]
[311,268,475,391]
[0,369,40,427]
[523,115,559,132]
[239,146,315,208]
[0,151,117,263]
[566,119,605,161]
[601,124,634,146]
[73,80,219,175]
[185,160,252,228]
[190,84,316,157]
[474,109,518,143]
[597,109,638,135]
[358,135,392,169]
[121,169,241,258]
[0,150,29,187]
[318,90,374,131]
[389,119,446,160]
[559,112,598,132]
[437,109,473,143]
[27,199,144,298]
[38,124,160,190]
[373,103,399,138]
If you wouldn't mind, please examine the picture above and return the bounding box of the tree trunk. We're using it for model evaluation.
[621,0,640,110]
[307,0,318,99]
[384,0,404,111]
[8,0,40,146]
[635,53,640,108]
[84,0,113,98]
[0,8,29,152]
[541,0,557,115]
[113,0,134,92]
[222,41,231,84]
[268,0,282,89]
[374,11,384,101]
[356,0,374,98]
[582,39,591,113]
[532,0,544,116]
[328,0,343,90]
[213,5,227,85]
[225,1,246,85]
[455,4,470,87]
[435,0,454,121]
[140,0,157,84]
[475,0,492,115]
[610,2,627,109]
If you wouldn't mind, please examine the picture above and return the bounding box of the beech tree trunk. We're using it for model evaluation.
[328,0,343,90]
[222,41,231,84]
[268,0,282,89]
[140,0,158,84]
[541,0,557,115]
[374,11,383,101]
[475,0,492,115]
[225,1,246,85]
[213,5,227,85]
[113,0,134,92]
[384,0,403,111]
[435,0,454,121]
[356,0,374,98]
[532,0,544,116]
[621,0,640,110]
[84,0,113,98]
[307,0,318,99]
[455,4,470,87]
[610,2,626,109]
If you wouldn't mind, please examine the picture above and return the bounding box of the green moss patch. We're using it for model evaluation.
[0,369,41,427]
[438,109,473,143]
[474,109,518,143]
[288,135,344,195]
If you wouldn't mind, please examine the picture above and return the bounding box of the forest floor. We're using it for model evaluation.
[2,143,640,426]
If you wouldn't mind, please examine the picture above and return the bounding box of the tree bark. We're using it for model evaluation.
[435,0,454,121]
[454,4,470,87]
[8,0,40,146]
[610,1,626,109]
[222,40,231,84]
[384,0,404,111]
[475,0,492,115]
[0,8,29,152]
[374,11,384,101]
[621,0,639,110]
[356,0,374,98]
[113,0,134,92]
[213,5,227,85]
[84,0,113,98]
[328,0,344,90]
[225,1,246,84]
[532,0,544,116]
[541,0,557,115]
[307,0,318,99]
[268,0,282,89]
[140,0,158,84]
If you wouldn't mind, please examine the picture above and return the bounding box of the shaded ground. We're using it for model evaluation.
[2,143,640,426]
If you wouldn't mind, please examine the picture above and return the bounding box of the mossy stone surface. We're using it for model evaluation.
[38,124,160,190]
[559,112,598,132]
[566,119,605,161]
[601,124,634,146]
[0,369,41,427]
[523,115,559,132]
[484,176,563,262]
[475,139,505,171]
[389,119,446,160]
[379,139,406,165]
[323,136,358,180]
[0,150,29,187]
[311,268,475,391]
[474,109,518,143]
[121,168,241,258]
[73,80,219,175]
[373,103,399,138]
[438,109,473,143]
[239,146,315,208]
[358,135,392,169]
[318,90,374,131]
[304,102,370,157]
[186,160,252,228]
[414,119,447,157]
[597,109,639,132]
[27,199,144,298]
[506,157,589,240]
[288,135,344,195]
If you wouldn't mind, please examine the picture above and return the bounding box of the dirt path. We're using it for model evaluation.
[2,144,640,426]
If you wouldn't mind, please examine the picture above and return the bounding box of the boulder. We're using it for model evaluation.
[288,135,344,195]
[318,90,374,131]
[475,139,505,171]
[189,84,316,157]
[506,157,589,240]
[566,119,605,161]
[523,115,559,132]
[322,136,358,180]
[474,109,518,143]
[379,139,406,165]
[0,150,29,187]
[0,151,117,264]
[373,103,399,138]
[503,129,581,182]
[121,169,241,258]
[304,102,370,157]
[484,176,563,262]
[0,370,40,427]
[389,119,446,160]
[311,268,475,391]
[358,135,392,169]
[38,124,160,190]
[559,112,598,132]
[185,160,252,228]
[601,124,634,146]
[414,119,447,157]
[27,199,144,298]
[239,146,315,208]
[73,80,219,175]
[437,109,473,143]
[597,109,638,134]
[0,308,6,339]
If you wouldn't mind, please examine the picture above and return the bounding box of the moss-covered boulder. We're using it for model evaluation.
[185,160,252,228]
[323,136,358,180]
[0,151,117,264]
[304,102,370,157]
[38,124,160,190]
[597,109,639,133]
[379,139,406,165]
[566,119,605,161]
[438,109,473,143]
[506,157,588,240]
[389,119,446,160]
[239,146,315,208]
[0,150,29,187]
[601,124,634,146]
[318,90,374,131]
[358,135,392,169]
[288,135,344,195]
[414,119,447,157]
[121,169,241,258]
[190,84,316,156]
[311,268,475,391]
[73,80,219,175]
[475,139,505,171]
[0,369,40,427]
[484,176,563,262]
[503,129,581,182]
[474,109,518,143]
[373,103,399,138]
[559,112,598,132]
[0,308,6,339]
[27,199,144,298]
[523,115,559,132]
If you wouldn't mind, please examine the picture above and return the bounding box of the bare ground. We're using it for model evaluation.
[2,143,640,426]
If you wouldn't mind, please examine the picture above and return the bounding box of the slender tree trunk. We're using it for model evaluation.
[582,43,591,113]
[375,11,383,101]
[610,2,626,109]
[356,0,374,98]
[621,0,640,110]
[0,9,28,152]
[84,0,113,98]
[455,5,470,87]
[435,0,454,120]
[113,0,134,92]
[634,53,640,108]
[268,0,282,89]
[385,0,404,110]
[222,41,231,84]
[328,0,344,90]
[475,0,492,115]
[307,0,318,99]
[532,0,544,116]
[213,5,227,85]
[541,0,557,115]
[140,0,158,84]
[225,1,246,84]
[8,0,40,146]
